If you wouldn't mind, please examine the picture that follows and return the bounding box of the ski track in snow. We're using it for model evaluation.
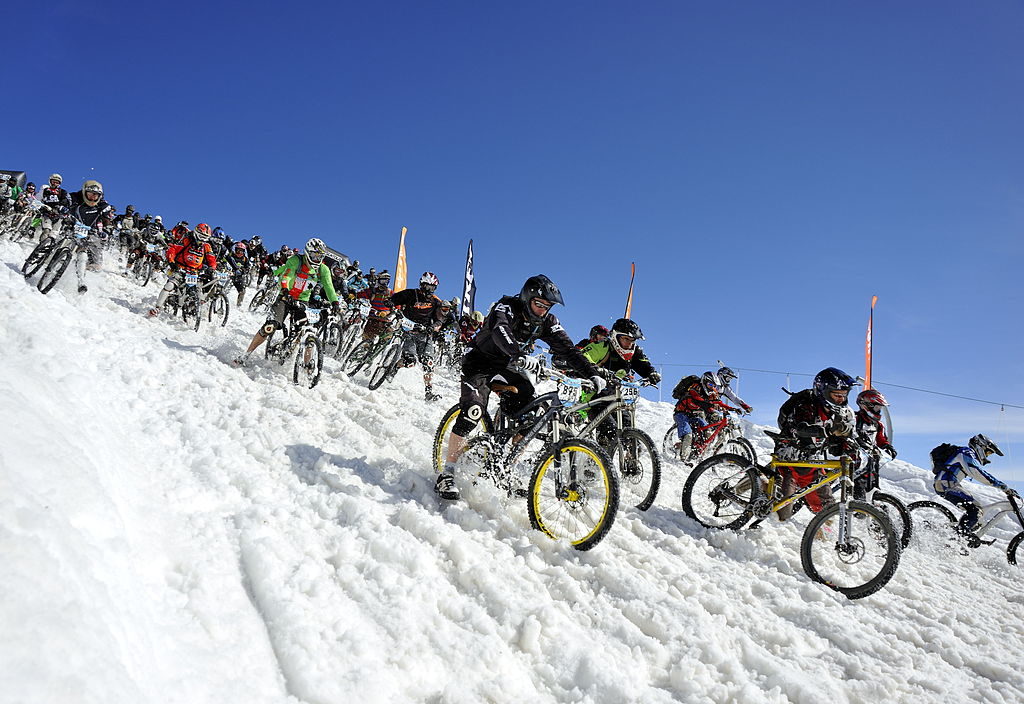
[1,239,1022,704]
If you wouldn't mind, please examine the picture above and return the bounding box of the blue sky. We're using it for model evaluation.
[7,0,1023,481]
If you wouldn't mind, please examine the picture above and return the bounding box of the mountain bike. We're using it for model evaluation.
[248,278,279,314]
[264,302,324,388]
[344,313,401,378]
[23,220,90,294]
[200,270,231,327]
[9,199,46,242]
[128,242,165,287]
[364,319,416,391]
[163,270,204,331]
[562,377,662,511]
[431,365,619,551]
[333,299,370,363]
[681,452,901,599]
[662,409,756,467]
[908,489,1024,565]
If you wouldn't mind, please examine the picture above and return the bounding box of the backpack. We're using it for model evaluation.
[671,374,701,400]
[929,443,959,471]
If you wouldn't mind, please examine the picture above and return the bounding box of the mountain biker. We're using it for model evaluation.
[715,366,753,415]
[68,180,114,293]
[459,310,485,344]
[37,173,71,240]
[391,272,446,401]
[672,371,738,461]
[346,267,368,295]
[233,238,340,365]
[773,367,859,521]
[148,223,218,316]
[356,270,394,341]
[224,241,252,306]
[852,389,898,499]
[435,274,605,501]
[577,324,609,349]
[578,317,660,447]
[931,434,1012,534]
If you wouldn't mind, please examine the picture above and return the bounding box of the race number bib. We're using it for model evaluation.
[619,380,641,405]
[184,272,199,286]
[558,377,583,407]
[73,222,90,239]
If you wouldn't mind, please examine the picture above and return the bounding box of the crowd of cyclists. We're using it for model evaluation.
[2,171,1014,561]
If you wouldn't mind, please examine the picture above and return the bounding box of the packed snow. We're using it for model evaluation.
[1,238,1022,704]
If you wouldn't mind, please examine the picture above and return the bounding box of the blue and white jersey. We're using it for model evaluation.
[347,274,368,293]
[936,446,1005,488]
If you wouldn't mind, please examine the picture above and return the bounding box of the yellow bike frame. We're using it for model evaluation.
[762,457,850,515]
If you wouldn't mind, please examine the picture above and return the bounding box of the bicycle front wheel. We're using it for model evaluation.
[613,428,661,511]
[22,238,55,276]
[182,293,202,331]
[37,247,72,294]
[207,293,230,327]
[293,333,324,388]
[367,343,401,390]
[681,453,760,530]
[800,500,901,600]
[528,438,618,551]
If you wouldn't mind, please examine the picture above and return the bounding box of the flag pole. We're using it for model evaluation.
[624,262,636,319]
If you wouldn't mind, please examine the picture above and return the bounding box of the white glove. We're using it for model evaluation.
[589,375,607,395]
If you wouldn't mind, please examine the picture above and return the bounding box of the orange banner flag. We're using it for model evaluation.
[394,226,408,291]
[865,295,878,389]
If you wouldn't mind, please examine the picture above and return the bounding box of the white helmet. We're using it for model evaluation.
[305,237,327,265]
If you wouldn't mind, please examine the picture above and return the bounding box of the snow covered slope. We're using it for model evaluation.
[2,240,1022,704]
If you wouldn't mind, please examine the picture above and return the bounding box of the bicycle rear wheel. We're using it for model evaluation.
[432,403,493,476]
[873,492,912,549]
[681,453,760,530]
[720,436,756,464]
[528,438,618,551]
[613,428,661,511]
[800,500,901,600]
[661,424,679,459]
[906,500,959,553]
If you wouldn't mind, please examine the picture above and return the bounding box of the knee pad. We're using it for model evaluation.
[453,404,482,436]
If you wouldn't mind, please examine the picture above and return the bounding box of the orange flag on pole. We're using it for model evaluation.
[394,226,408,291]
[624,262,636,319]
[865,295,878,389]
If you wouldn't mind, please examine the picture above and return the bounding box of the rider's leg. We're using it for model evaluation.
[939,484,981,532]
[674,412,693,459]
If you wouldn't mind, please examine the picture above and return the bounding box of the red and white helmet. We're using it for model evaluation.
[856,389,888,420]
[419,271,439,292]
